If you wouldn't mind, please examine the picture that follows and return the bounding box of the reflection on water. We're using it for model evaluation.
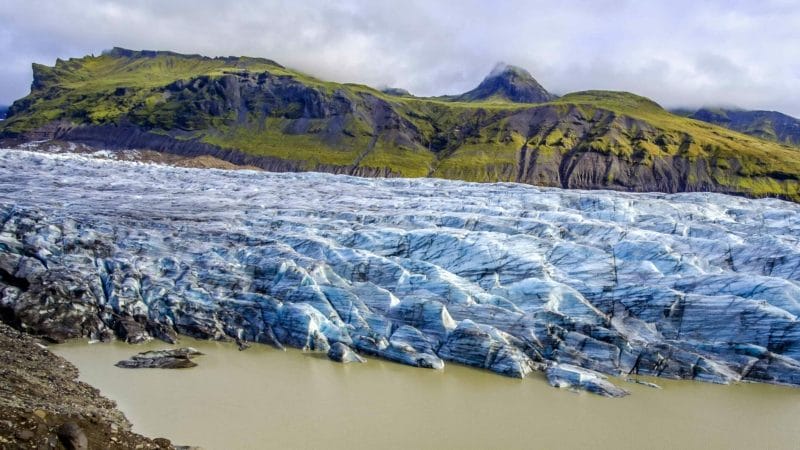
[54,339,800,450]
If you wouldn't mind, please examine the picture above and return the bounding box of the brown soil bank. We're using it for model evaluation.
[0,322,190,449]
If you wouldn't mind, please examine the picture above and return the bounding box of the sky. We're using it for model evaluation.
[1,0,799,116]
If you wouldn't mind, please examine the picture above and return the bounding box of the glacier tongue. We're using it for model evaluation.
[1,149,800,394]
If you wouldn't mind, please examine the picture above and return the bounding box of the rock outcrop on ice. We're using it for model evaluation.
[1,149,799,395]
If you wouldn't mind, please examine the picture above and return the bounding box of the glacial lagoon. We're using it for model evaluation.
[55,338,800,450]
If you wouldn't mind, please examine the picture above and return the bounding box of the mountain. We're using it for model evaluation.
[667,108,695,118]
[454,63,556,103]
[381,87,412,97]
[0,105,8,120]
[687,107,800,146]
[1,48,799,201]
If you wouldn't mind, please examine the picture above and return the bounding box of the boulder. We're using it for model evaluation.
[56,422,88,450]
[115,347,203,369]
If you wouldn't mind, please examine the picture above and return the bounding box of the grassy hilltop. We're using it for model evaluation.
[2,48,799,200]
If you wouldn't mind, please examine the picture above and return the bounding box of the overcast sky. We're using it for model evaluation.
[1,0,798,116]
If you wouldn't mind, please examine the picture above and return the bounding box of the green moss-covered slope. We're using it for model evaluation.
[2,48,799,201]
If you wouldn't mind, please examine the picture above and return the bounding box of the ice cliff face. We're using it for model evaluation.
[1,149,799,394]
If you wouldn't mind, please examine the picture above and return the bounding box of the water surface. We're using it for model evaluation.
[54,339,800,450]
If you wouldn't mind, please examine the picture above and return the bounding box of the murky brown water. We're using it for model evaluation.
[53,339,800,450]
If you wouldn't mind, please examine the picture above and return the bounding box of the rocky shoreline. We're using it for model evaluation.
[0,322,189,449]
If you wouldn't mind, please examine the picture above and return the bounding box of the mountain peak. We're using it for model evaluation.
[487,62,530,78]
[456,62,555,103]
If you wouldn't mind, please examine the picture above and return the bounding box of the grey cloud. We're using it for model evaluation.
[0,0,798,116]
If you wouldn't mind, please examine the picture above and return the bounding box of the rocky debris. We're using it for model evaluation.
[115,348,204,369]
[56,421,88,450]
[0,322,181,448]
[626,378,662,389]
[547,364,630,398]
[1,150,800,397]
[327,342,366,363]
[235,338,251,351]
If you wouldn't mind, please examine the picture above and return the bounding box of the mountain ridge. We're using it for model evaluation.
[686,107,800,146]
[2,48,799,201]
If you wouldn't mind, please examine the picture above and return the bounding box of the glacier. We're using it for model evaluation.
[1,149,799,395]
